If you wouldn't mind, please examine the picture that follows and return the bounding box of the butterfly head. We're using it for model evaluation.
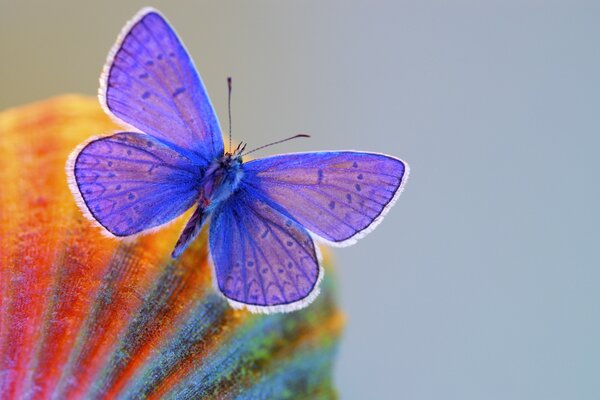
[217,146,244,180]
[224,141,246,162]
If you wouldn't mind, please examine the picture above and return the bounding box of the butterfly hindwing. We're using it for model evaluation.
[101,8,223,163]
[209,187,322,312]
[69,132,202,236]
[242,152,408,245]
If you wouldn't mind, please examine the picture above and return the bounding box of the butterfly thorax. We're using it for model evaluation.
[199,153,244,210]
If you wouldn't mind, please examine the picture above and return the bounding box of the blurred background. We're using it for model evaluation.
[1,1,599,399]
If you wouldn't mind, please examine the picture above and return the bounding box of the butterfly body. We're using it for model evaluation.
[67,8,409,313]
[171,150,244,258]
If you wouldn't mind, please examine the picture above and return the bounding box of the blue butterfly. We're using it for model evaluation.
[67,8,409,313]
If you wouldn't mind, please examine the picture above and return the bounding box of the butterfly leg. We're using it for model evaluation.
[171,205,209,258]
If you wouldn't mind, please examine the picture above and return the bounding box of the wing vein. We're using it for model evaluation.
[119,32,200,147]
[237,205,288,303]
[246,205,307,292]
[141,19,203,145]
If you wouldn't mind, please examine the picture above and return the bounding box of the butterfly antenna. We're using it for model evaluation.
[227,77,233,153]
[242,134,311,157]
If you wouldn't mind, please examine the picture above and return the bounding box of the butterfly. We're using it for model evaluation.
[66,8,409,313]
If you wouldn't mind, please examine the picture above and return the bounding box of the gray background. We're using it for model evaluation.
[1,1,599,399]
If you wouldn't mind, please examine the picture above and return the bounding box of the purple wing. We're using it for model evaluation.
[69,132,202,236]
[242,152,408,245]
[101,8,223,163]
[209,188,322,312]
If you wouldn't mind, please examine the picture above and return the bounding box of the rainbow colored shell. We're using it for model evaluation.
[0,96,343,399]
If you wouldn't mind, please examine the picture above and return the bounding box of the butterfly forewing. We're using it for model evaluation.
[102,8,223,163]
[71,132,202,236]
[242,152,408,245]
[209,188,321,312]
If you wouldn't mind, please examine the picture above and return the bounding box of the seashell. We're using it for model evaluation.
[0,96,344,399]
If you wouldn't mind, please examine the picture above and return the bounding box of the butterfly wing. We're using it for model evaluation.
[101,8,223,163]
[68,132,202,236]
[209,187,322,313]
[242,152,408,246]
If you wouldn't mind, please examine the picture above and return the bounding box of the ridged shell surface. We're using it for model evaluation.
[0,96,343,399]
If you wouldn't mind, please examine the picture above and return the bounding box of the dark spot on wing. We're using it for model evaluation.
[116,185,122,190]
[328,200,335,210]
[142,91,151,99]
[285,220,292,227]
[261,268,268,274]
[157,54,163,60]
[286,241,293,247]
[108,173,115,178]
[146,141,153,148]
[247,261,254,267]
[261,230,268,239]
[355,183,362,192]
[127,150,132,156]
[173,87,186,97]
[346,193,352,203]
[108,161,113,167]
[128,193,135,200]
[357,173,364,180]
[139,72,149,79]
[317,169,324,184]
[169,51,176,57]
[287,262,293,269]
[145,60,154,66]
[278,268,284,274]
[352,162,358,168]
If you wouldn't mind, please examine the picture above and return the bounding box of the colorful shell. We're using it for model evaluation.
[0,96,344,399]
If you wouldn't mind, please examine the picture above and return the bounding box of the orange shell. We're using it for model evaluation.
[0,96,343,399]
